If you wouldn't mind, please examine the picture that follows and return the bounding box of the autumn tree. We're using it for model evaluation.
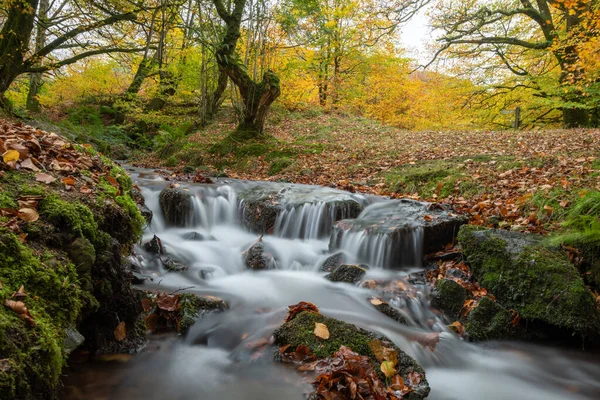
[211,0,280,136]
[0,0,146,110]
[277,0,431,107]
[430,0,600,128]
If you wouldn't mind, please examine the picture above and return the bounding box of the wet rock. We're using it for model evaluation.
[459,225,600,338]
[159,186,192,227]
[330,199,468,267]
[319,252,346,272]
[373,302,407,325]
[138,205,153,224]
[431,279,471,321]
[142,235,165,255]
[244,241,276,270]
[163,257,189,272]
[63,327,85,355]
[142,292,228,334]
[465,297,514,341]
[181,231,216,241]
[325,264,367,284]
[274,311,430,399]
[238,183,363,236]
[178,293,228,334]
[65,237,96,290]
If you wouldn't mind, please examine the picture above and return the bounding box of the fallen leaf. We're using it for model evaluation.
[114,321,126,341]
[2,150,20,163]
[20,158,40,172]
[370,298,384,306]
[62,176,76,186]
[35,172,56,184]
[380,360,396,378]
[407,371,421,386]
[141,297,153,312]
[155,292,179,312]
[18,208,39,222]
[286,301,320,322]
[314,322,330,339]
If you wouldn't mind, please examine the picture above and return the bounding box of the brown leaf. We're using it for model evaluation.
[145,313,158,332]
[20,158,40,172]
[155,292,179,312]
[370,298,384,306]
[141,297,153,312]
[79,186,93,194]
[314,322,330,339]
[105,175,120,188]
[286,301,320,322]
[18,208,39,222]
[407,371,421,386]
[369,339,385,362]
[390,374,406,391]
[35,172,57,184]
[62,176,76,186]
[114,321,126,341]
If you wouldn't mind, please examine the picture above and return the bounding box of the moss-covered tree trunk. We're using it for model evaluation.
[211,0,280,136]
[0,0,39,109]
[26,0,49,112]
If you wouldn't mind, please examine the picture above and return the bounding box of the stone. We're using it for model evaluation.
[159,186,192,227]
[431,279,471,321]
[142,235,165,255]
[458,225,600,338]
[274,311,430,399]
[181,231,216,241]
[330,199,468,267]
[238,183,363,235]
[319,252,346,272]
[325,264,367,284]
[63,327,85,355]
[465,297,514,341]
[244,241,276,270]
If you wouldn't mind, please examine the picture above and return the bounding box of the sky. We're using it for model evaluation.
[399,6,436,65]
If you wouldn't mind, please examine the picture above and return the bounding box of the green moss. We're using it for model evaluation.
[0,229,84,398]
[268,157,293,175]
[432,279,470,320]
[0,192,17,209]
[274,311,375,358]
[458,225,600,336]
[39,195,99,244]
[178,294,227,334]
[465,297,513,341]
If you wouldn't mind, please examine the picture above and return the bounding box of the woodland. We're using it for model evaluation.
[1,0,600,400]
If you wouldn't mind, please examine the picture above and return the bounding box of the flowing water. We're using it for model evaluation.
[63,166,600,400]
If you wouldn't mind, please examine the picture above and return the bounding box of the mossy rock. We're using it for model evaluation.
[159,186,193,227]
[458,225,600,338]
[325,264,367,284]
[273,312,430,399]
[319,252,346,272]
[465,297,514,341]
[431,279,471,321]
[178,293,228,334]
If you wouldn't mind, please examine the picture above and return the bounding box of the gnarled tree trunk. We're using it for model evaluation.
[0,0,39,108]
[211,0,280,136]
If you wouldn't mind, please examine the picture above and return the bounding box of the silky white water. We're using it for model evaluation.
[63,166,600,400]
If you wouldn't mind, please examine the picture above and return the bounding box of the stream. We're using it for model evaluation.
[62,166,600,400]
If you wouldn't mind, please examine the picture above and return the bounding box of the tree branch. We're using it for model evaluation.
[24,47,147,73]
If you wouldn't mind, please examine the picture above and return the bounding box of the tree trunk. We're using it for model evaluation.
[212,0,280,137]
[26,0,49,112]
[0,0,39,108]
[236,71,280,134]
[201,68,228,125]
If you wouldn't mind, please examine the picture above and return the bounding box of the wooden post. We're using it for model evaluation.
[513,106,521,130]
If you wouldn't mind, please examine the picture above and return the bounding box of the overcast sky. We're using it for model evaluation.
[399,7,435,65]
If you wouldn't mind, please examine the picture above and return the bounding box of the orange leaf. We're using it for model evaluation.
[114,321,126,341]
[314,322,330,339]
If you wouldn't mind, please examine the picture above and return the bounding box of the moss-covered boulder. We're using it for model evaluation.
[274,311,430,399]
[458,225,600,338]
[431,279,470,321]
[465,297,514,341]
[0,120,146,398]
[325,264,367,284]
[178,293,227,334]
[159,186,193,227]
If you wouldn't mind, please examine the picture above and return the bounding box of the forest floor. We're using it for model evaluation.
[140,108,600,234]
